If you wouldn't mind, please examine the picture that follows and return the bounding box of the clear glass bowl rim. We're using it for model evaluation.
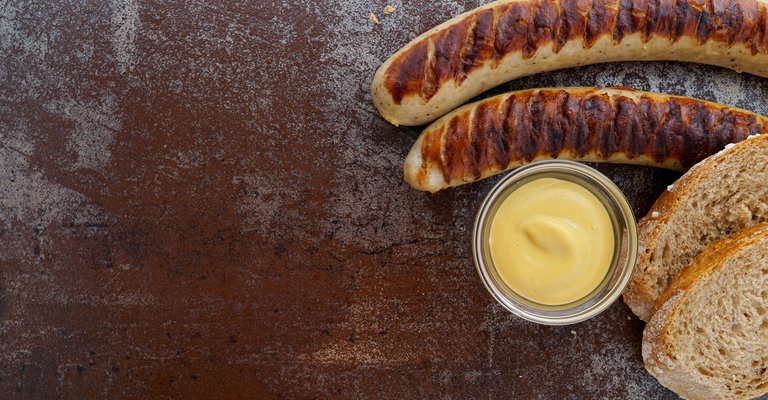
[472,160,638,325]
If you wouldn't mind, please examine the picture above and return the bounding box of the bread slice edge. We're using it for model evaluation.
[642,223,768,400]
[624,134,768,321]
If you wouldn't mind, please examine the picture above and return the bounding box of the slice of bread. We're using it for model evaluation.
[642,223,768,400]
[623,134,768,321]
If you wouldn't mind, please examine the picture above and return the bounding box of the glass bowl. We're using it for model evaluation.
[472,160,638,325]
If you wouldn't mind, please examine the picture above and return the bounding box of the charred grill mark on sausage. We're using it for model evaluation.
[385,0,765,104]
[412,89,767,188]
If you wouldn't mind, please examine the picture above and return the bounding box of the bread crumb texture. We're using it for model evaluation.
[644,225,768,400]
[629,135,768,321]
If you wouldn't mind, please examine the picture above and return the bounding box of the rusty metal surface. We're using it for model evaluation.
[3,1,768,398]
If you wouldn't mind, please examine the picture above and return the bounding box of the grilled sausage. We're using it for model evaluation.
[404,87,768,192]
[372,0,768,126]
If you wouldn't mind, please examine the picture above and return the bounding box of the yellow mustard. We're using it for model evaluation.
[489,177,614,305]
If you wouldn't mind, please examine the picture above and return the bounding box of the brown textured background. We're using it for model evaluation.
[3,1,768,398]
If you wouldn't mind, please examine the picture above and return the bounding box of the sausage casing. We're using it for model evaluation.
[404,87,768,192]
[372,0,768,126]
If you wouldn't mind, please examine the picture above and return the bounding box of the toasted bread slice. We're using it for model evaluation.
[642,224,768,400]
[623,134,768,321]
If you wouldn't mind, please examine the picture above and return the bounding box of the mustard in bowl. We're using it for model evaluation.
[473,161,637,325]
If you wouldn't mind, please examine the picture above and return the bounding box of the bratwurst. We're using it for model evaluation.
[403,87,768,192]
[372,0,768,126]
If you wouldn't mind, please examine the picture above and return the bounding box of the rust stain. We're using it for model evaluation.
[3,0,768,399]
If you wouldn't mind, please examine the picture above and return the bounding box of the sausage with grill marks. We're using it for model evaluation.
[404,87,768,192]
[372,0,768,126]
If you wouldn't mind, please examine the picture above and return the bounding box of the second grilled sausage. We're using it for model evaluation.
[404,87,768,192]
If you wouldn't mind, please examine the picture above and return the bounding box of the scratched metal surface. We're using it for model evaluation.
[2,0,768,398]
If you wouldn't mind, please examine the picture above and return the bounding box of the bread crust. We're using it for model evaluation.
[372,0,768,126]
[642,223,768,400]
[624,133,768,320]
[402,87,768,192]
